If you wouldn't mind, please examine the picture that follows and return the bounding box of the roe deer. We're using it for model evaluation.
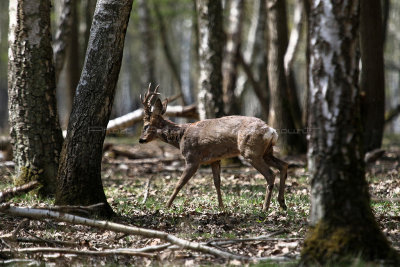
[139,84,288,212]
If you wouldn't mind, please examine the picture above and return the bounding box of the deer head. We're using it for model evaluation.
[139,84,168,144]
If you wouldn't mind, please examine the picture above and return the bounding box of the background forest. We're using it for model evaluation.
[0,0,398,134]
[1,0,400,266]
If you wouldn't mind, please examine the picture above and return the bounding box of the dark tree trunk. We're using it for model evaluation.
[8,0,63,196]
[55,0,133,217]
[196,0,225,119]
[382,0,390,45]
[138,0,156,88]
[237,0,269,120]
[284,0,304,130]
[84,0,97,53]
[360,0,385,152]
[0,1,8,130]
[222,0,244,115]
[302,0,311,128]
[302,1,398,264]
[64,0,81,125]
[266,0,306,155]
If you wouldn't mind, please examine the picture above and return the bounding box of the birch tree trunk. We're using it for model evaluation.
[266,0,305,154]
[360,0,385,152]
[222,0,244,115]
[55,0,133,217]
[8,0,63,196]
[238,0,269,120]
[138,0,156,87]
[302,0,398,264]
[196,0,224,119]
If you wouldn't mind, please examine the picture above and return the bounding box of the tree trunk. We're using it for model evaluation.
[266,0,305,155]
[284,0,304,130]
[84,0,97,53]
[302,0,310,128]
[222,0,244,115]
[0,1,8,130]
[382,0,390,45]
[8,0,63,196]
[154,4,186,105]
[236,0,269,120]
[64,0,81,125]
[138,0,156,88]
[53,0,73,83]
[196,0,225,120]
[55,0,134,217]
[360,0,385,152]
[302,1,398,264]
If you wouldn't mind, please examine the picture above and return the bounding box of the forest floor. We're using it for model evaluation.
[0,136,400,266]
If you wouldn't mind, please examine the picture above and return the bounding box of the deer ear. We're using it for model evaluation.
[153,98,164,116]
[161,99,168,115]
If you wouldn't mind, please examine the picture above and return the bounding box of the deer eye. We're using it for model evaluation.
[143,125,150,131]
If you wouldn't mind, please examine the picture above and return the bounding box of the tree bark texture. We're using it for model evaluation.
[63,0,81,125]
[360,0,385,152]
[0,1,9,130]
[222,0,244,115]
[55,0,133,217]
[302,0,398,264]
[196,0,224,120]
[237,0,269,120]
[284,0,304,130]
[8,0,63,196]
[266,0,305,154]
[84,0,97,53]
[138,0,156,88]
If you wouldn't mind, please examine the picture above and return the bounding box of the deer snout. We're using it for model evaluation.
[139,138,146,144]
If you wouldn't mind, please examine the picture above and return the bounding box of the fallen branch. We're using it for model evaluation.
[107,157,183,165]
[1,247,156,258]
[15,237,77,247]
[142,176,154,204]
[0,259,41,265]
[1,206,292,262]
[39,203,105,215]
[206,230,293,247]
[0,181,39,203]
[106,104,198,134]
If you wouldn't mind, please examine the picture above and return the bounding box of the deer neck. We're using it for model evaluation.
[157,119,186,148]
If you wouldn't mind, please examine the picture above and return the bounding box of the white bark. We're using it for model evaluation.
[284,0,304,75]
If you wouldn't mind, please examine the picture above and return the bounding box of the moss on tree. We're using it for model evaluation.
[301,218,399,265]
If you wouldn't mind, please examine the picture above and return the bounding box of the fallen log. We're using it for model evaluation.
[0,181,39,203]
[106,104,198,134]
[2,206,293,262]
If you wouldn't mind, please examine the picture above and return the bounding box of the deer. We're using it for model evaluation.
[138,84,288,212]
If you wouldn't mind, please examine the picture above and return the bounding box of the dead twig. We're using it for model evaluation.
[15,237,77,247]
[1,247,156,258]
[12,218,29,239]
[39,203,105,215]
[0,181,39,203]
[206,230,290,247]
[1,206,293,262]
[142,176,154,204]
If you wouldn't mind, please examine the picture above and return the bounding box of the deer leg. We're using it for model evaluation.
[166,163,199,208]
[211,161,224,210]
[248,158,275,212]
[264,154,288,210]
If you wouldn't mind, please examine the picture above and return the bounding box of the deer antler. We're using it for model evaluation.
[140,83,160,117]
